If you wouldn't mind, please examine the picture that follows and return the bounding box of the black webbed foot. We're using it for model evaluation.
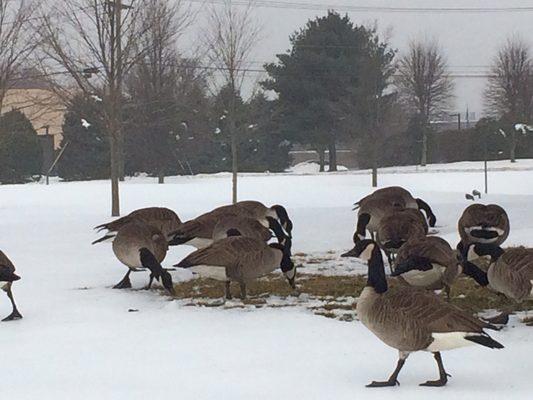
[366,379,400,388]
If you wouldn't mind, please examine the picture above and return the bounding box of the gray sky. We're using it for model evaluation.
[184,0,533,119]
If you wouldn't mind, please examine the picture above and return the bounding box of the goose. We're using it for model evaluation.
[175,236,295,300]
[463,243,533,303]
[233,201,293,236]
[375,208,428,266]
[390,236,462,299]
[93,207,182,244]
[0,251,22,321]
[457,204,509,249]
[169,202,291,248]
[212,215,287,244]
[355,186,437,228]
[352,196,404,243]
[341,239,503,387]
[111,221,174,294]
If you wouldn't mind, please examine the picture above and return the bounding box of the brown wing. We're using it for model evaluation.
[490,248,533,301]
[382,286,489,334]
[96,207,181,234]
[176,237,267,268]
[396,236,454,267]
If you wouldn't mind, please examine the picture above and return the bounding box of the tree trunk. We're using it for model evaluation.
[510,133,517,163]
[421,129,428,166]
[118,132,125,181]
[317,146,325,172]
[158,168,165,184]
[328,139,337,172]
[109,135,121,217]
[371,139,378,187]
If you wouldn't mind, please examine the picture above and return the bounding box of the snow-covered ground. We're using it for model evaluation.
[1,160,532,399]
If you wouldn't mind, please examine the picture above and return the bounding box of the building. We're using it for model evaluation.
[1,71,66,173]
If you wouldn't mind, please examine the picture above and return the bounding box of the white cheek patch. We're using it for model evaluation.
[259,218,269,228]
[467,246,479,262]
[359,244,374,261]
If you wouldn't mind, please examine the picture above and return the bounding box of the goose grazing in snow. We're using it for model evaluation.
[375,208,428,267]
[175,236,295,300]
[354,187,437,229]
[111,221,174,294]
[93,207,182,244]
[0,251,22,321]
[342,239,503,387]
[212,215,287,244]
[168,201,292,249]
[463,243,533,304]
[391,236,462,299]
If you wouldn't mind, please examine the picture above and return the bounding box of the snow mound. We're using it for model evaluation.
[287,161,348,174]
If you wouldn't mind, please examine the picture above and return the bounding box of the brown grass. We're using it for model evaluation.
[169,274,533,323]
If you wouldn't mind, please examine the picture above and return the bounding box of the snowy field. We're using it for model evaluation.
[1,160,532,399]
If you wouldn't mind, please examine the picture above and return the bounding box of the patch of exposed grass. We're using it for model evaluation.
[170,273,532,324]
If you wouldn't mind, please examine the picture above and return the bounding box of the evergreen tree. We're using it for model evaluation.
[57,94,109,181]
[263,11,373,171]
[0,110,42,184]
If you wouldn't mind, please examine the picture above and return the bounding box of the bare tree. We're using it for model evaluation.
[396,39,453,166]
[37,0,151,216]
[485,37,533,162]
[126,0,193,183]
[0,0,38,109]
[204,0,261,204]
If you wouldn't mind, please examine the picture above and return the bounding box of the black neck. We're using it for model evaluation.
[462,261,489,286]
[356,213,371,238]
[475,243,504,262]
[367,246,388,294]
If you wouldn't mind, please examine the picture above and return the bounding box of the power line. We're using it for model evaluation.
[185,0,533,13]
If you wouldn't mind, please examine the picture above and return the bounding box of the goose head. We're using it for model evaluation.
[465,242,504,264]
[272,237,296,288]
[266,216,289,244]
[271,205,293,237]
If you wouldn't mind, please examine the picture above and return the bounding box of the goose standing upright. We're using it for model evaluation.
[0,251,22,321]
[342,240,503,387]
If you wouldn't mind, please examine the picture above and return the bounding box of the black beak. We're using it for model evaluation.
[341,247,358,258]
[287,276,296,289]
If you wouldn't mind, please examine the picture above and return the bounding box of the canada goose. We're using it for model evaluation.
[352,197,404,243]
[233,201,293,236]
[341,239,503,387]
[212,215,287,244]
[375,208,428,266]
[355,187,437,227]
[169,202,291,248]
[93,207,182,244]
[0,251,22,321]
[391,236,462,299]
[111,221,174,294]
[463,243,533,303]
[175,236,295,300]
[457,204,510,248]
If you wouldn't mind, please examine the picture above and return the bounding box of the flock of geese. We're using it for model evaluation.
[0,186,532,388]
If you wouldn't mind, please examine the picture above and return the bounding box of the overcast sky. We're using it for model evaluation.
[183,0,533,119]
